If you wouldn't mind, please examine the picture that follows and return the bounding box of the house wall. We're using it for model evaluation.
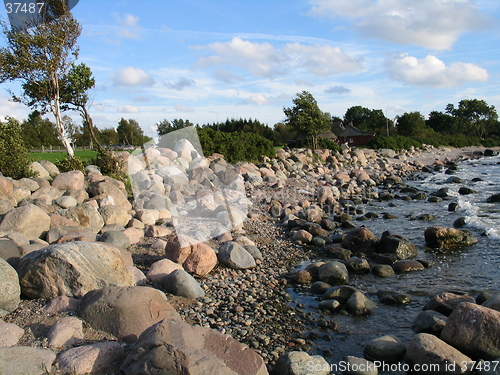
[340,134,374,147]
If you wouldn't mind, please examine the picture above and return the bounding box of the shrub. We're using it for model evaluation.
[55,155,85,173]
[368,135,422,151]
[0,117,37,179]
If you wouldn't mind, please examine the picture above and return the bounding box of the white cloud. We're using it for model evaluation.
[214,70,244,83]
[112,67,154,87]
[242,94,270,106]
[386,53,489,87]
[117,105,140,113]
[308,0,489,50]
[166,77,196,90]
[196,37,362,78]
[120,14,139,27]
[112,13,142,40]
[325,85,351,94]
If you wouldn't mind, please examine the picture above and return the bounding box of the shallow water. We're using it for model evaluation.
[290,154,500,371]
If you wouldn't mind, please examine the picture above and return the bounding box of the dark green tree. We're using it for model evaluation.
[283,91,330,149]
[396,111,430,138]
[0,0,82,158]
[0,117,35,179]
[117,118,151,146]
[426,111,458,134]
[446,99,498,138]
[21,111,61,148]
[343,106,389,134]
[100,127,118,146]
[157,118,195,136]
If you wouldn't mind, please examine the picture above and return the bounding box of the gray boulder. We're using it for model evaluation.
[0,203,50,240]
[99,230,131,249]
[272,351,330,375]
[0,346,56,375]
[163,269,205,299]
[88,178,132,211]
[45,226,97,244]
[405,333,471,374]
[441,302,500,360]
[483,294,500,312]
[346,291,376,315]
[17,241,135,299]
[342,227,378,253]
[121,318,268,375]
[51,170,85,191]
[0,238,21,267]
[412,310,448,334]
[0,258,20,316]
[318,261,349,285]
[80,286,181,343]
[64,203,105,233]
[364,335,406,362]
[377,232,417,259]
[98,205,131,227]
[341,356,378,375]
[218,241,256,269]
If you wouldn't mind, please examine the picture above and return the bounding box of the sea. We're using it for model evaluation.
[289,152,500,371]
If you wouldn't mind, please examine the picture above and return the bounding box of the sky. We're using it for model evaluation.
[1,0,499,139]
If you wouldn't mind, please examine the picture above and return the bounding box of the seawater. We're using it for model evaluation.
[290,153,500,370]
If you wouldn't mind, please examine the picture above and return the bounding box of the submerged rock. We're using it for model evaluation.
[424,226,478,248]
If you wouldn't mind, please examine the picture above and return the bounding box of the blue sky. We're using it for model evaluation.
[1,0,499,138]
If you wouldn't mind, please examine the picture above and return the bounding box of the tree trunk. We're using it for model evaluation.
[82,106,103,152]
[53,96,75,158]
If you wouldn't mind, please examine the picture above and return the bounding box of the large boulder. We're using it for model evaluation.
[423,292,476,316]
[0,203,51,240]
[441,302,500,360]
[218,241,256,270]
[405,333,471,374]
[51,170,85,191]
[0,238,21,267]
[412,310,448,334]
[342,227,378,253]
[424,226,478,248]
[376,232,417,259]
[98,205,130,227]
[165,235,217,276]
[80,286,181,343]
[121,318,268,375]
[46,226,97,244]
[0,258,20,316]
[88,179,132,211]
[64,203,105,233]
[0,347,56,375]
[0,176,16,205]
[318,261,349,285]
[272,351,330,375]
[17,241,135,299]
[163,269,205,299]
[364,335,406,362]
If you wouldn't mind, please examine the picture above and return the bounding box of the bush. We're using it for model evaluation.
[55,155,85,173]
[0,117,37,179]
[418,134,481,148]
[368,135,423,151]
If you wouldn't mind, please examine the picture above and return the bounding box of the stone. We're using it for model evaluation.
[80,286,181,343]
[47,316,84,348]
[483,294,500,312]
[486,193,500,203]
[218,241,256,269]
[412,310,448,334]
[405,333,471,374]
[0,176,16,205]
[44,296,81,314]
[39,160,60,176]
[371,264,395,278]
[165,235,218,276]
[144,224,173,238]
[377,232,417,259]
[122,227,144,245]
[121,318,268,375]
[318,261,349,285]
[423,292,476,316]
[0,203,50,240]
[0,346,56,375]
[342,227,378,253]
[391,260,425,273]
[64,203,105,233]
[0,199,14,215]
[310,281,331,295]
[88,179,132,211]
[147,259,184,284]
[0,238,21,267]
[377,290,411,305]
[54,195,78,208]
[441,302,500,360]
[272,351,330,375]
[244,245,263,261]
[163,269,205,299]
[292,229,313,243]
[346,291,376,315]
[318,299,341,312]
[51,170,85,191]
[0,322,24,346]
[341,356,378,375]
[292,269,312,284]
[424,226,478,248]
[0,258,20,316]
[345,257,371,274]
[98,205,130,227]
[46,226,97,244]
[364,335,406,362]
[29,161,50,179]
[99,230,131,249]
[57,341,127,375]
[17,241,135,299]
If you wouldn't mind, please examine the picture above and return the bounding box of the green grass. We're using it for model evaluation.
[30,150,97,164]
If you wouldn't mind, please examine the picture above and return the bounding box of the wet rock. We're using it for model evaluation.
[0,203,50,240]
[57,341,127,375]
[459,187,477,195]
[272,351,330,375]
[377,290,411,305]
[80,286,181,343]
[292,269,312,284]
[412,310,448,334]
[318,299,341,313]
[364,335,406,362]
[325,244,352,260]
[432,187,452,198]
[318,261,349,285]
[121,318,268,375]
[345,257,371,274]
[371,264,395,278]
[486,193,500,203]
[163,269,205,299]
[341,356,378,375]
[482,294,500,312]
[377,232,417,259]
[0,258,20,316]
[423,292,476,316]
[391,260,425,273]
[0,346,56,375]
[424,226,478,248]
[405,333,471,374]
[310,281,331,295]
[218,241,256,270]
[346,291,376,315]
[342,227,378,253]
[17,241,135,299]
[441,302,500,360]
[323,285,359,302]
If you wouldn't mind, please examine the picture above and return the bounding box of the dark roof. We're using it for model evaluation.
[317,130,337,140]
[338,125,375,137]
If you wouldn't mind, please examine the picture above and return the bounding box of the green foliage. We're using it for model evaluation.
[344,106,389,134]
[157,118,195,136]
[0,117,36,179]
[91,148,124,177]
[396,111,432,138]
[418,134,481,148]
[283,91,330,149]
[31,150,96,164]
[446,99,498,138]
[317,138,341,152]
[204,117,282,146]
[55,155,85,173]
[197,127,275,163]
[117,118,152,146]
[21,111,62,148]
[368,135,423,151]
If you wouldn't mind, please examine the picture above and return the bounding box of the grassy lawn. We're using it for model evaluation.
[30,150,97,164]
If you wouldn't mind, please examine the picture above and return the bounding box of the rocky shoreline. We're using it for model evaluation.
[0,142,499,374]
